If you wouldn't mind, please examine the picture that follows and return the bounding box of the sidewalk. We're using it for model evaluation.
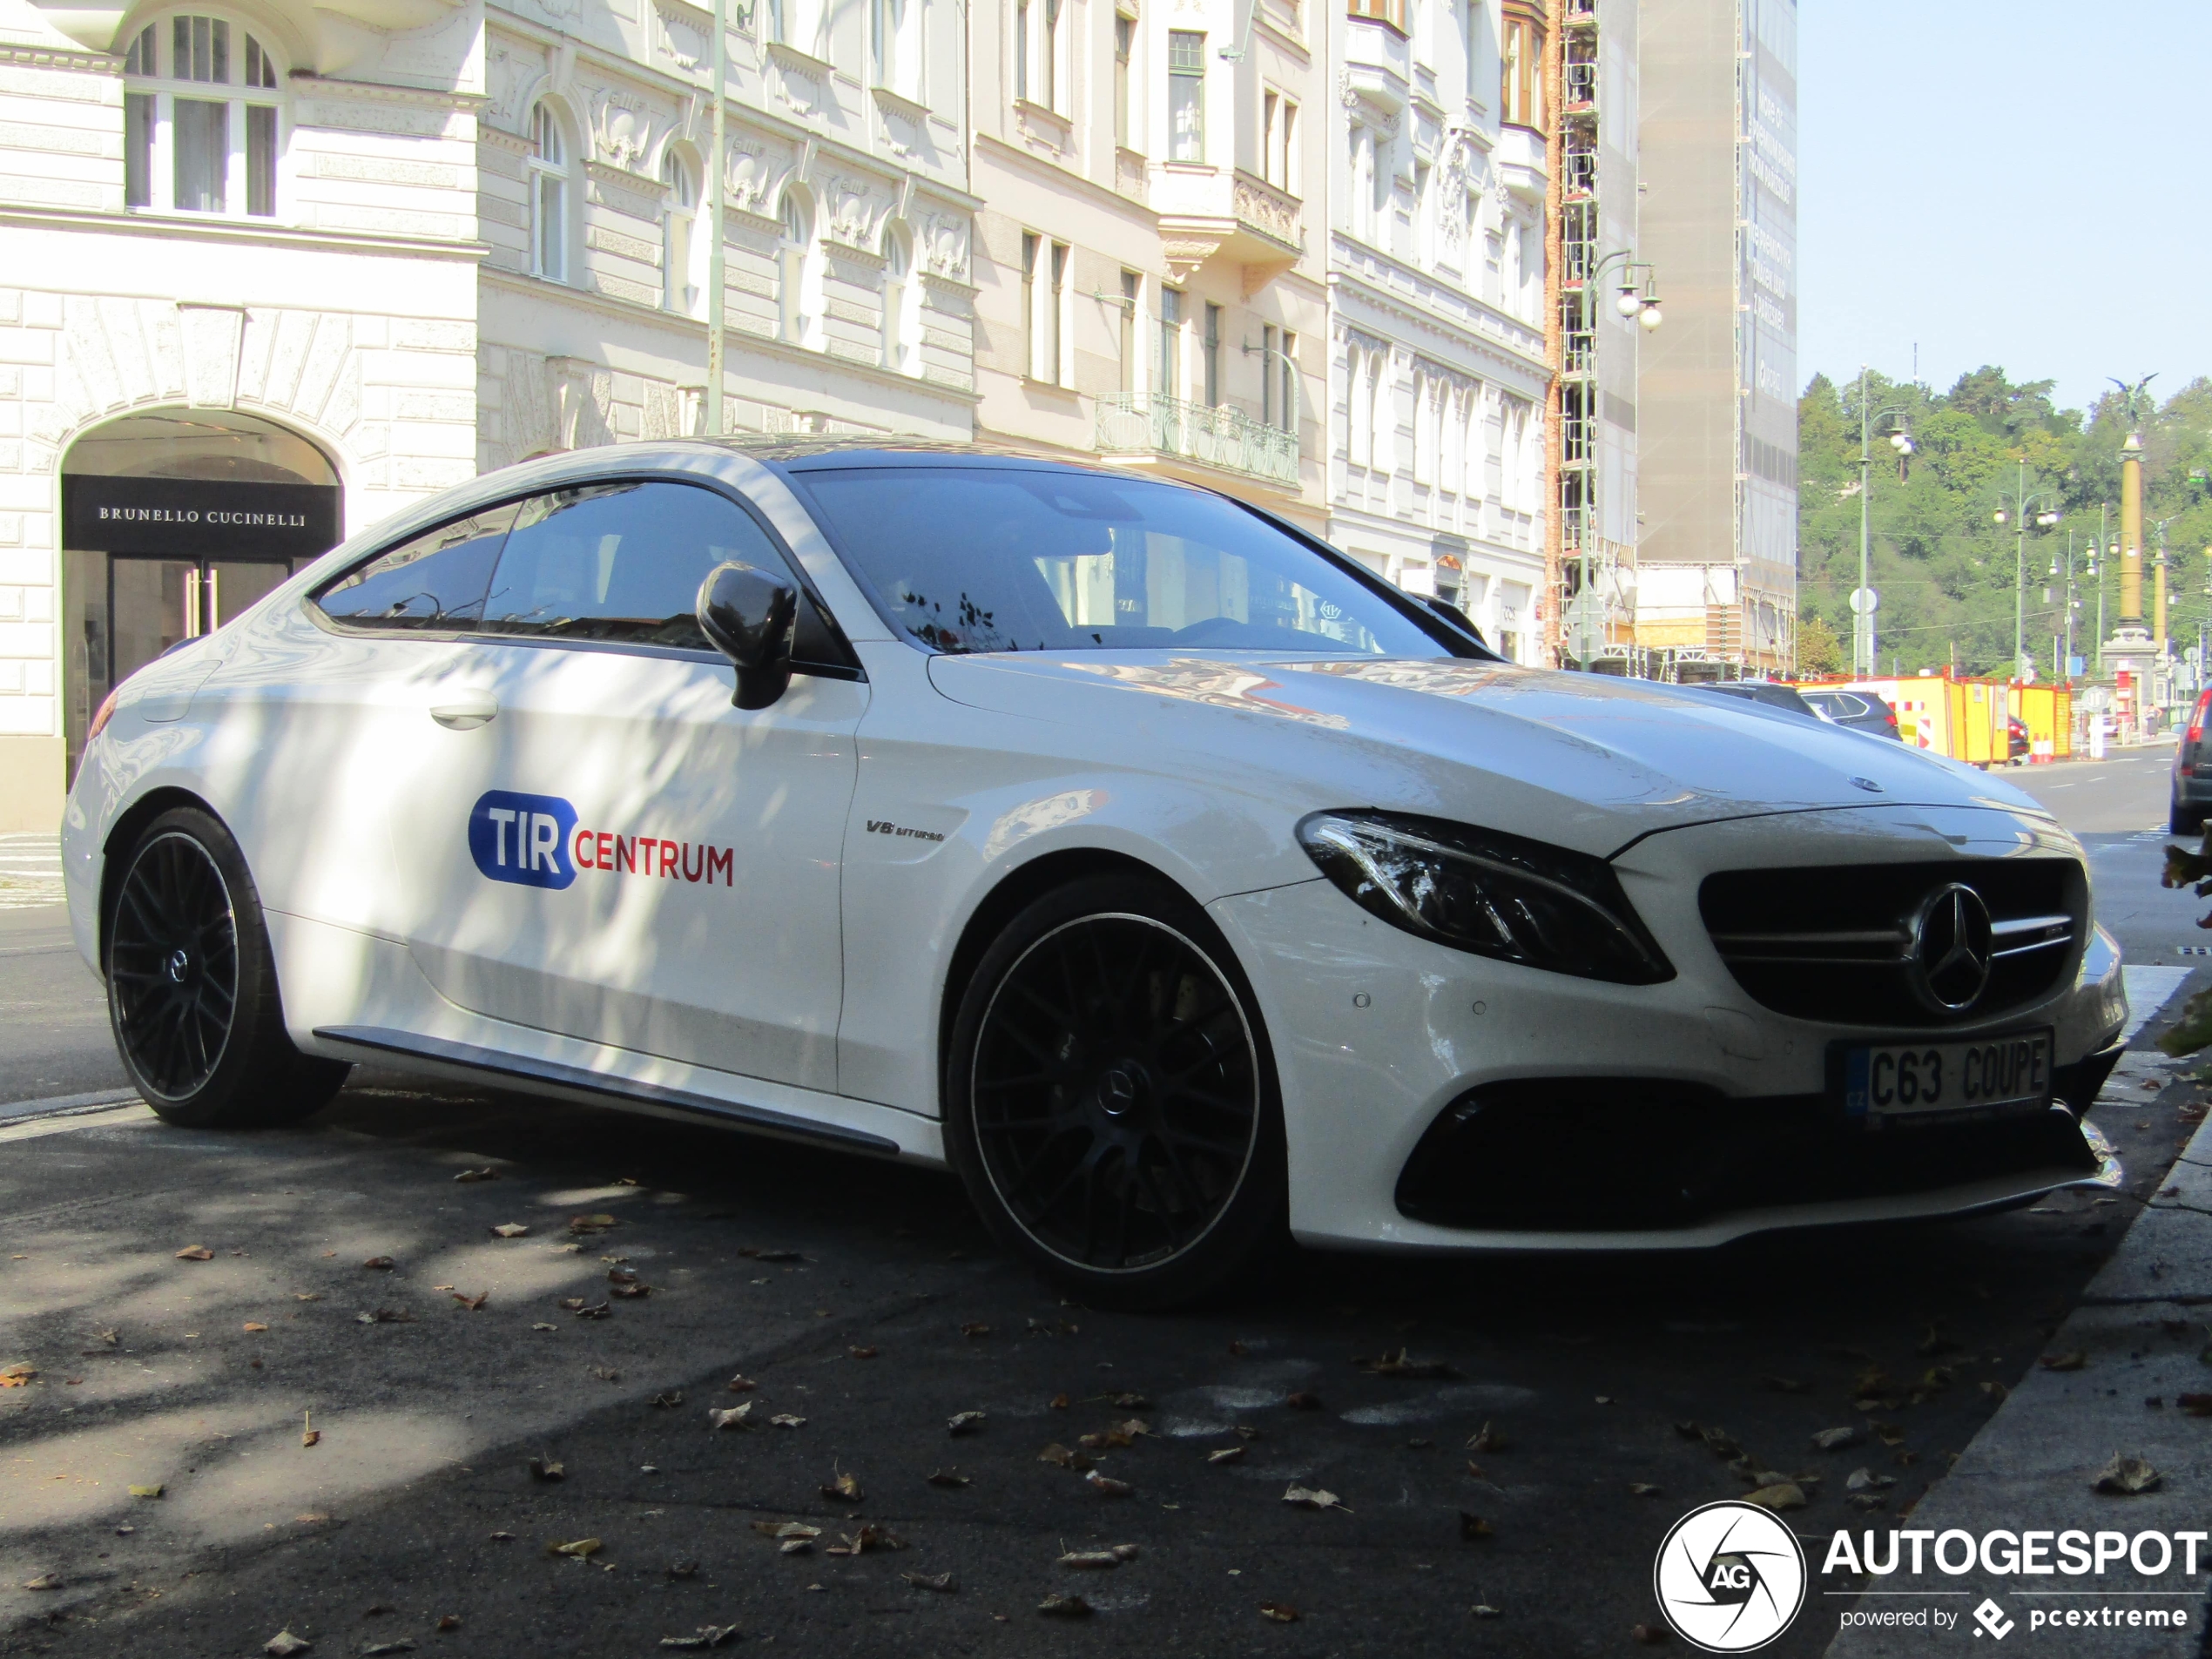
[0,831,62,910]
[1827,967,2209,1656]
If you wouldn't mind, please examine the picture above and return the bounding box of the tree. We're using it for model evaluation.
[1796,612,1843,676]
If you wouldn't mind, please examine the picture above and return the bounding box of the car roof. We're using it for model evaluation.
[691,435,1176,479]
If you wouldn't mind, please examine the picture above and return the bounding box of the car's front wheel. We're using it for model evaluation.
[944,873,1285,1309]
[105,806,350,1128]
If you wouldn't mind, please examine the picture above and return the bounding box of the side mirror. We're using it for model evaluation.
[696,561,798,710]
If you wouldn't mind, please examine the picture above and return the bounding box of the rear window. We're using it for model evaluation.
[798,466,1447,658]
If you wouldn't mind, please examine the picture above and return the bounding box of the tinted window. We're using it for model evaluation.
[799,466,1446,658]
[314,503,516,630]
[482,480,843,664]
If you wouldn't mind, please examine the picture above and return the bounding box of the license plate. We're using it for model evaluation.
[1839,1028,2054,1121]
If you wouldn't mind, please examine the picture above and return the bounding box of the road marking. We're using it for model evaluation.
[0,1103,153,1143]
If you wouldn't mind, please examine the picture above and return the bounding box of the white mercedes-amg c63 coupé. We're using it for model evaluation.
[64,441,2129,1305]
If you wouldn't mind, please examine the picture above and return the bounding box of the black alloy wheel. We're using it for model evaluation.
[105,806,351,1128]
[948,873,1285,1308]
[110,829,240,1100]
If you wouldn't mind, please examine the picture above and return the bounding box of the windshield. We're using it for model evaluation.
[797,465,1450,658]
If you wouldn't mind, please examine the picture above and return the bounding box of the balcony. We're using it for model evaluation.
[1495,122,1548,205]
[1151,166,1305,285]
[1094,394,1299,487]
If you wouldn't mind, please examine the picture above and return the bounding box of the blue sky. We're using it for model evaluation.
[1797,1,2209,415]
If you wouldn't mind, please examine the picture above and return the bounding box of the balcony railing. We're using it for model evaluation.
[1094,393,1300,486]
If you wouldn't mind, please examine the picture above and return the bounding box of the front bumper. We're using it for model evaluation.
[1209,803,2128,1252]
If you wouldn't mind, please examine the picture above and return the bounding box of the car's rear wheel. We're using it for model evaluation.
[105,806,350,1128]
[944,873,1285,1309]
[2174,800,2204,836]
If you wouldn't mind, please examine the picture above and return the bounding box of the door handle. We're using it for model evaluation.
[428,691,499,731]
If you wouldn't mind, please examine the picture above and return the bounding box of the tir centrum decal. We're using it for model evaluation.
[468,790,736,889]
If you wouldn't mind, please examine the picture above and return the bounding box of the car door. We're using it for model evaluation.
[387,475,867,1095]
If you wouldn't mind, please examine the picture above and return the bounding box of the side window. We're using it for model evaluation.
[313,503,518,630]
[482,480,846,666]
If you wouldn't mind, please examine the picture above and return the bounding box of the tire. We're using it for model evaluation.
[943,872,1287,1310]
[105,806,350,1128]
[2173,800,2204,836]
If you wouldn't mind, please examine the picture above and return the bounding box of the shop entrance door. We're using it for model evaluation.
[99,553,308,711]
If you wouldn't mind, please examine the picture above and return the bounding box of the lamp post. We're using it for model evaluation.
[703,0,728,436]
[1854,365,1913,677]
[1560,249,1661,668]
[1992,459,2061,679]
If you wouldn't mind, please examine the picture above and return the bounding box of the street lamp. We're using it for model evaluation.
[1992,459,2062,680]
[1560,251,1661,669]
[1853,366,1913,677]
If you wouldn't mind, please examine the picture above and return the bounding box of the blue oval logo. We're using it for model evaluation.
[469,790,577,888]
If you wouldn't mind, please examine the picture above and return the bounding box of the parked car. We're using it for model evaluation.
[2007,716,2031,764]
[1800,687,1904,740]
[2173,688,2212,833]
[64,441,2131,1307]
[1683,679,1826,721]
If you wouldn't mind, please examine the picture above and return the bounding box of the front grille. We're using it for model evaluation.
[1394,1078,2101,1231]
[1698,860,2084,1028]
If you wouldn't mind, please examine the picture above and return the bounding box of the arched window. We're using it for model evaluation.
[529,103,570,283]
[778,186,819,347]
[882,220,922,374]
[121,12,282,217]
[662,147,701,315]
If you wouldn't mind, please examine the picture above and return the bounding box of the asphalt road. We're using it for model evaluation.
[0,748,2204,1659]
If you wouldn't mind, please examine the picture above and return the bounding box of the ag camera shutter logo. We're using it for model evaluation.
[1653,1501,1807,1652]
[469,791,577,889]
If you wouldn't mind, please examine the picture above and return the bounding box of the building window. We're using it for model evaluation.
[1157,286,1182,398]
[1167,31,1204,162]
[662,149,698,314]
[1261,91,1298,192]
[1501,3,1544,128]
[529,103,569,282]
[1015,0,1029,100]
[1118,270,1139,393]
[1022,231,1038,375]
[873,0,921,96]
[1346,0,1407,34]
[884,220,921,374]
[121,14,281,219]
[1262,326,1298,433]
[1022,233,1069,384]
[779,188,817,344]
[1049,241,1069,384]
[1203,302,1222,406]
[1042,0,1062,110]
[1114,13,1134,148]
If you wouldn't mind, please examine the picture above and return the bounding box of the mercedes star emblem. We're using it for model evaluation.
[1907,882,1994,1014]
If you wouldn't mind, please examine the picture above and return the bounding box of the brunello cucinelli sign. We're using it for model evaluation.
[63,475,342,561]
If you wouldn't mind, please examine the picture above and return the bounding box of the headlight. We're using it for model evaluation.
[1296,810,1674,985]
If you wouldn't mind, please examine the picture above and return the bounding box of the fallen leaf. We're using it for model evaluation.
[489,1530,515,1541]
[1628,1482,1662,1497]
[611,1283,652,1300]
[738,1246,800,1262]
[667,1561,699,1580]
[23,1574,58,1590]
[361,1642,417,1657]
[1086,1470,1134,1496]
[362,1257,395,1271]
[1036,1442,1092,1471]
[1037,1593,1093,1618]
[769,1413,806,1428]
[1631,1623,1669,1645]
[451,1291,489,1312]
[528,1455,565,1481]
[709,1404,752,1431]
[948,1410,986,1435]
[569,1214,619,1234]
[354,1308,414,1325]
[1460,1512,1494,1539]
[435,1615,461,1632]
[1745,1482,1806,1511]
[1845,1467,1896,1491]
[264,1633,312,1657]
[293,1294,320,1303]
[128,1484,163,1499]
[1228,1339,1251,1356]
[1848,1493,1888,1511]
[453,1167,500,1183]
[573,1302,611,1320]
[240,1322,268,1333]
[657,1626,740,1650]
[927,1468,972,1487]
[608,1267,640,1285]
[901,1570,957,1593]
[1467,1422,1506,1453]
[2042,1351,2088,1372]
[1233,1425,1262,1440]
[825,1523,902,1555]
[1285,1390,1325,1411]
[820,1471,863,1502]
[1058,1548,1130,1568]
[531,1323,557,1332]
[1871,1421,1906,1447]
[849,1345,879,1359]
[1283,1484,1348,1512]
[751,1521,821,1541]
[650,1391,686,1409]
[490,1224,529,1239]
[590,1366,621,1383]
[1105,1392,1153,1409]
[725,1374,759,1393]
[550,1537,603,1559]
[2093,1454,2161,1494]
[0,1364,33,1387]
[1811,1426,1861,1451]
[1472,1603,1502,1618]
[302,1423,320,1449]
[1207,1446,1246,1466]
[1259,1603,1299,1623]
[1049,1393,1070,1410]
[1981,1380,2010,1402]
[174,1246,212,1261]
[960,1322,992,1339]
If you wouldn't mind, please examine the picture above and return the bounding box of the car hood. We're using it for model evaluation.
[926,652,2051,853]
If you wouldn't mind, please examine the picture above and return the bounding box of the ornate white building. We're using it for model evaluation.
[0,0,974,831]
[1326,0,1549,662]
